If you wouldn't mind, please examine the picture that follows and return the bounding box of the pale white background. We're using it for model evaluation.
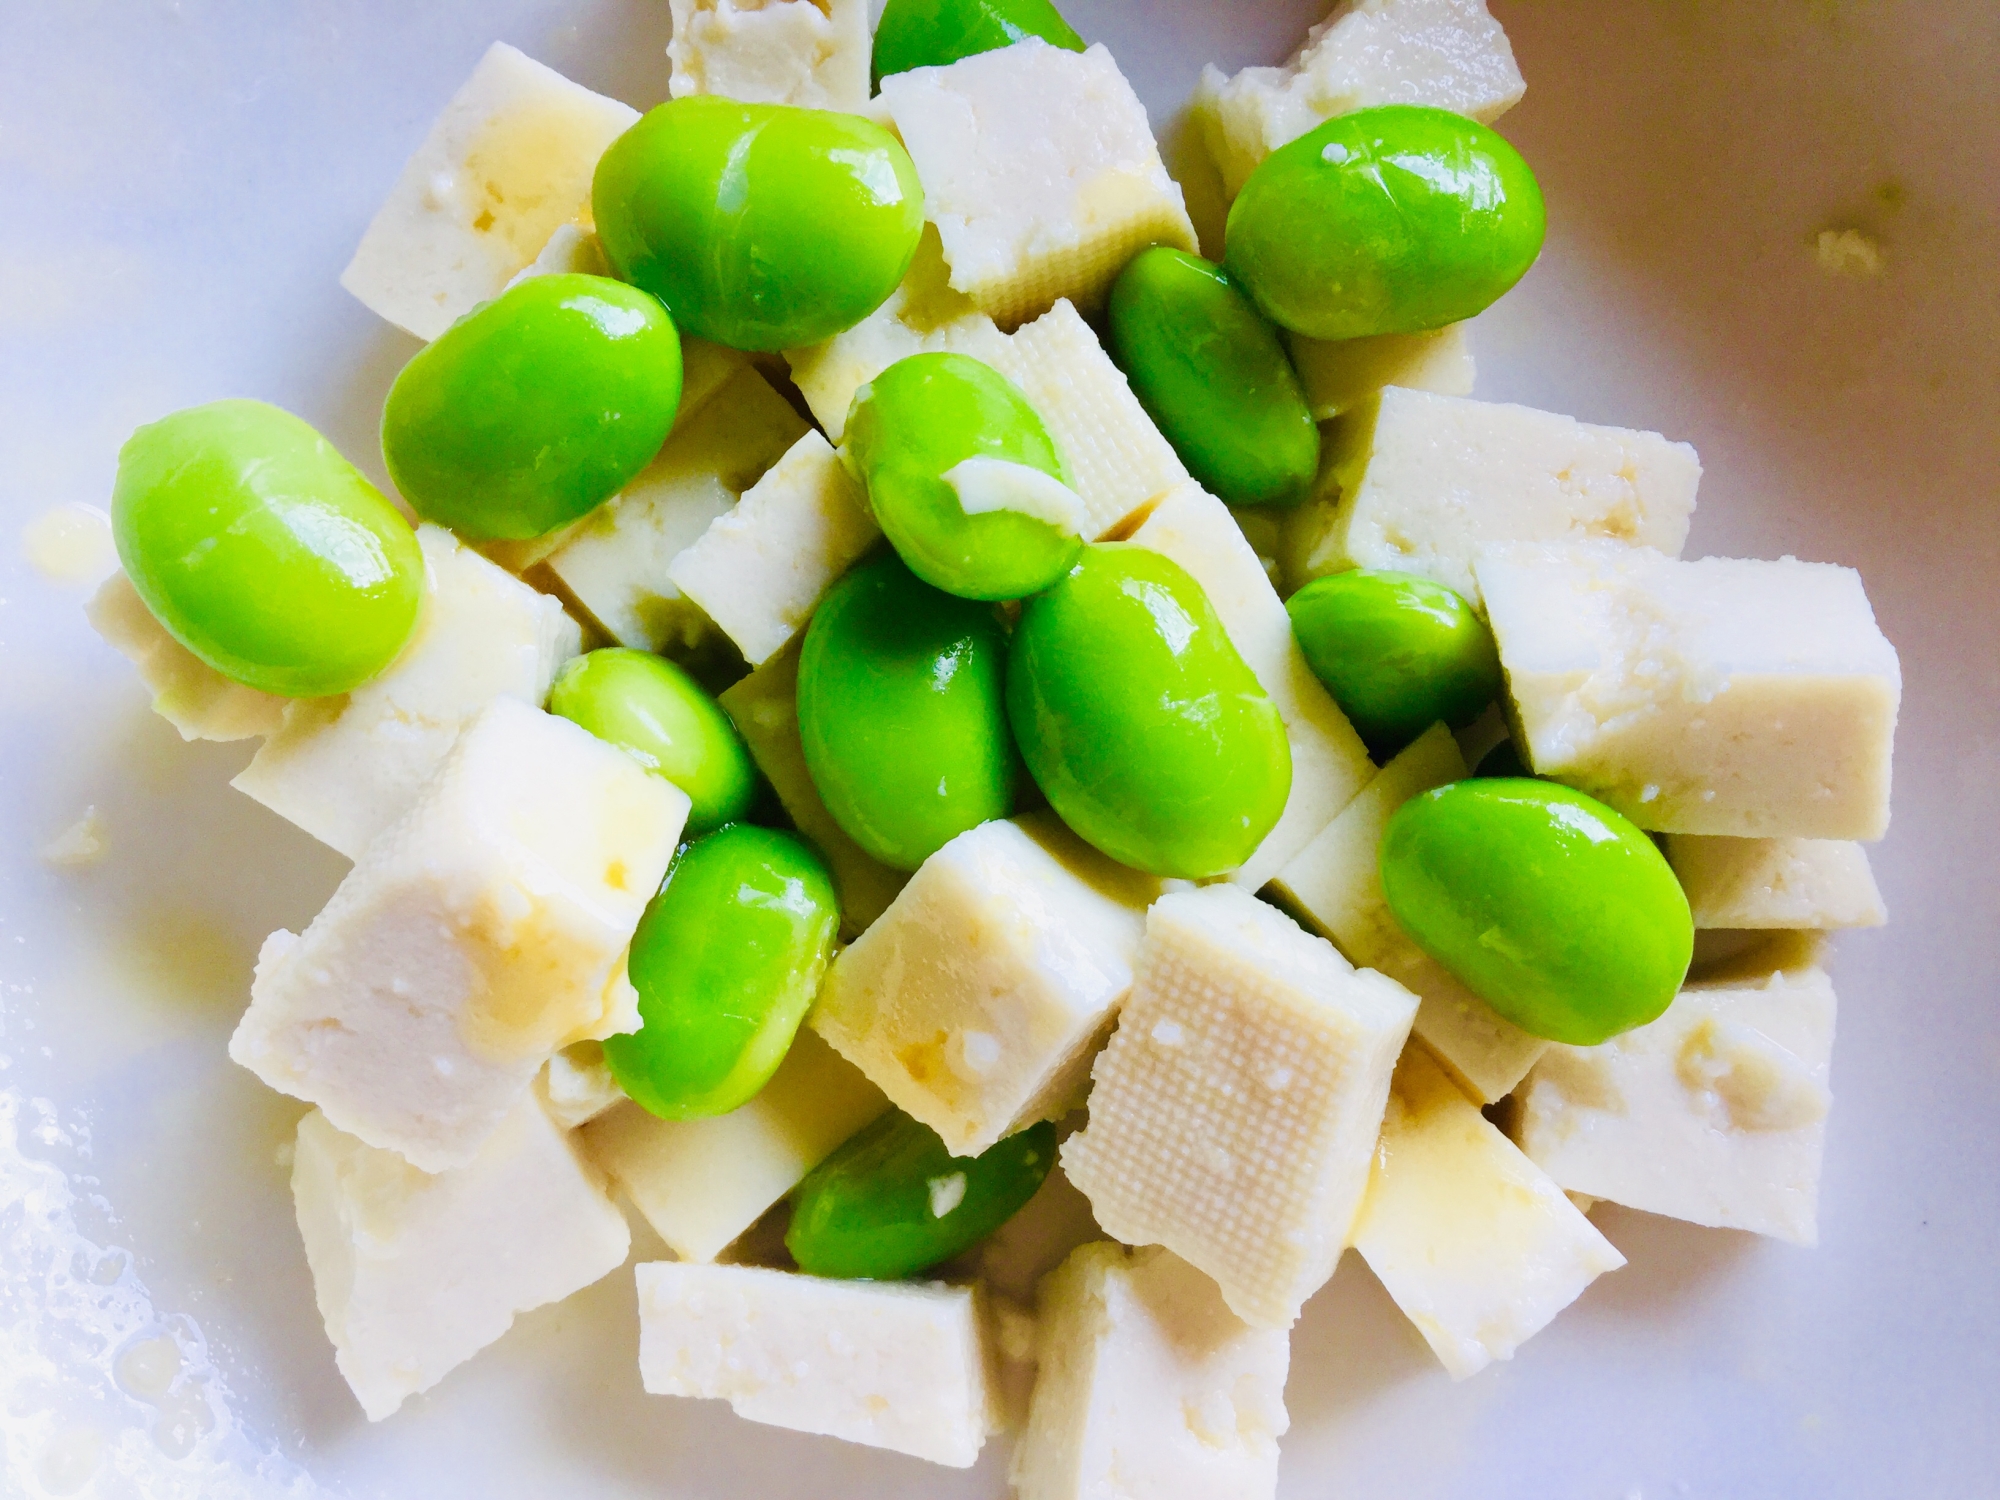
[2,2,1997,1496]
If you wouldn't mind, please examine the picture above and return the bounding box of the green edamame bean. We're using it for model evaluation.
[799,553,1018,871]
[844,352,1081,601]
[604,824,840,1120]
[1106,247,1319,509]
[548,648,758,835]
[1007,544,1290,878]
[593,98,924,352]
[381,274,682,541]
[1380,779,1692,1046]
[1475,739,1531,779]
[871,0,1084,88]
[787,1112,1056,1280]
[1225,105,1546,340]
[112,399,422,697]
[1285,569,1502,759]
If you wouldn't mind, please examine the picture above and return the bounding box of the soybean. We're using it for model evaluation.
[872,0,1084,88]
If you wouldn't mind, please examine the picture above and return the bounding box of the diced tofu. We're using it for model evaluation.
[340,43,639,341]
[545,366,807,652]
[291,1091,629,1421]
[667,0,870,112]
[812,814,1159,1156]
[1011,1242,1290,1500]
[1062,886,1416,1328]
[1271,723,1548,1102]
[1286,323,1475,421]
[230,698,686,1172]
[86,570,288,741]
[636,1262,994,1467]
[581,1028,889,1262]
[1129,484,1375,890]
[1666,835,1886,929]
[880,39,1197,329]
[502,220,609,285]
[539,1041,627,1130]
[1349,1046,1624,1380]
[231,526,581,860]
[1479,543,1902,839]
[1194,0,1525,198]
[1516,964,1838,1244]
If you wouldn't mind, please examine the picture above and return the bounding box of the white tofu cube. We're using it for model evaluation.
[291,1091,629,1421]
[1286,323,1476,421]
[231,698,687,1172]
[667,0,870,112]
[231,525,581,860]
[86,570,288,742]
[1011,1242,1290,1500]
[1062,886,1416,1328]
[1349,1046,1624,1380]
[340,44,639,341]
[1479,543,1901,839]
[502,221,608,285]
[880,39,1197,329]
[812,814,1159,1156]
[636,1262,994,1467]
[1666,835,1886,930]
[539,1041,627,1130]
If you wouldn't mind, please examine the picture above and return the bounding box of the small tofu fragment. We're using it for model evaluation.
[502,220,608,285]
[667,0,870,112]
[231,698,687,1172]
[1011,1242,1290,1500]
[1286,323,1475,421]
[539,1041,627,1130]
[1665,835,1886,929]
[1062,886,1416,1328]
[1479,543,1901,839]
[636,1262,994,1467]
[86,570,288,741]
[292,1092,629,1421]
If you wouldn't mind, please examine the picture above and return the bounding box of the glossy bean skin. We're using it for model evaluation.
[798,553,1018,871]
[1007,544,1291,878]
[593,98,924,352]
[1106,247,1319,509]
[787,1112,1057,1279]
[604,825,841,1120]
[871,0,1084,87]
[1285,569,1502,760]
[1380,779,1693,1046]
[112,399,423,697]
[381,274,682,540]
[1225,105,1546,341]
[548,648,758,835]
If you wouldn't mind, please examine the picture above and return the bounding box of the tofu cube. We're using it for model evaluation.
[812,814,1159,1156]
[1011,1242,1290,1500]
[1062,886,1417,1328]
[291,1091,629,1421]
[880,39,1198,329]
[1666,835,1887,929]
[667,0,870,112]
[340,43,639,341]
[1286,323,1476,421]
[231,698,687,1172]
[636,1262,994,1467]
[1479,543,1901,839]
[86,570,287,742]
[539,1041,627,1130]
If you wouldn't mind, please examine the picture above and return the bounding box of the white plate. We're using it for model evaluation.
[3,2,1997,1495]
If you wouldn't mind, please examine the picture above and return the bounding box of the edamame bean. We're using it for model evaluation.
[798,553,1018,871]
[1106,247,1319,509]
[381,274,682,541]
[871,0,1084,88]
[1380,779,1692,1045]
[844,352,1082,600]
[604,824,840,1119]
[787,1112,1056,1279]
[593,98,924,352]
[548,648,758,835]
[1225,105,1546,341]
[1285,569,1502,759]
[1007,544,1291,878]
[112,399,422,697]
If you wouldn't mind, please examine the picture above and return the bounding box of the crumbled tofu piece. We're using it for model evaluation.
[582,1028,889,1261]
[340,43,639,341]
[231,525,581,860]
[636,1262,994,1466]
[880,39,1197,329]
[230,698,686,1172]
[667,0,870,112]
[291,1091,629,1421]
[1479,542,1901,839]
[813,814,1159,1156]
[1129,484,1374,890]
[1516,964,1838,1244]
[38,807,107,869]
[1666,835,1886,930]
[1011,1242,1290,1500]
[1350,1046,1624,1380]
[1286,323,1476,420]
[539,1041,627,1130]
[86,570,288,741]
[1194,0,1525,197]
[1271,723,1547,1102]
[1062,886,1416,1328]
